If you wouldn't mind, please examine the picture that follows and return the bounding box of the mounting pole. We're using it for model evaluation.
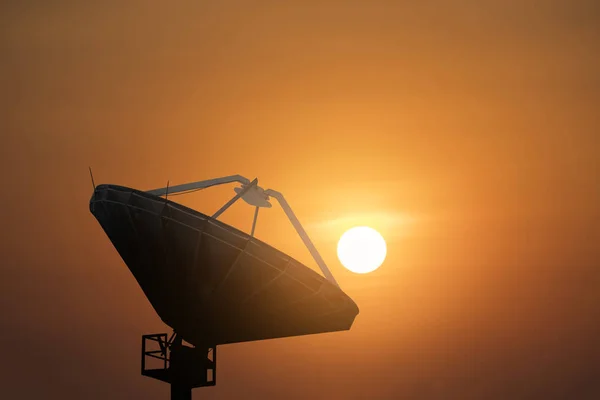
[141,332,216,400]
[170,336,192,400]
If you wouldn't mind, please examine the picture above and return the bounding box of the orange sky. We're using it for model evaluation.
[1,1,599,399]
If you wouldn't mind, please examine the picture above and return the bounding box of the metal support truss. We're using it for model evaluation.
[146,175,340,288]
[142,333,216,400]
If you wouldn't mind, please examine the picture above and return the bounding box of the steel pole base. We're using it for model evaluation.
[142,333,216,399]
[170,384,192,400]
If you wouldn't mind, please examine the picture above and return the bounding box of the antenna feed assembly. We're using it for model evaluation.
[234,181,272,208]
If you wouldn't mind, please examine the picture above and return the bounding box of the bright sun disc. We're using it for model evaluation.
[337,226,387,274]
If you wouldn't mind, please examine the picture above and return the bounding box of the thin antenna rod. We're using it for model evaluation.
[89,167,96,190]
[165,180,169,200]
[89,167,97,213]
[250,206,259,237]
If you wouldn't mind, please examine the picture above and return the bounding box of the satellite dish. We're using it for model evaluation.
[90,175,359,400]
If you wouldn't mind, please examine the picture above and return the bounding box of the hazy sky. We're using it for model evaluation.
[1,1,599,399]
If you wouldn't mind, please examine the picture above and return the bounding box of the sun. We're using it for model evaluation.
[337,226,387,274]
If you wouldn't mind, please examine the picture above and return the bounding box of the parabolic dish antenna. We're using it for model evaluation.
[89,174,359,400]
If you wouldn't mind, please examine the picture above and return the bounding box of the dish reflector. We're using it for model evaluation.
[90,184,359,347]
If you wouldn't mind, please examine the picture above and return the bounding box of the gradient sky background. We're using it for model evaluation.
[1,1,599,399]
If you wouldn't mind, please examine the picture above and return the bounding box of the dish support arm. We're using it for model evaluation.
[146,175,339,288]
[146,175,251,197]
[264,189,339,288]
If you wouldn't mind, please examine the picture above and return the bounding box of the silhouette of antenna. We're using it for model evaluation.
[90,174,359,400]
